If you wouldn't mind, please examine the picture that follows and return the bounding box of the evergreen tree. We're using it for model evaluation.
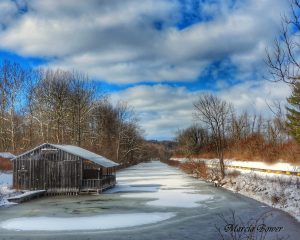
[286,82,300,143]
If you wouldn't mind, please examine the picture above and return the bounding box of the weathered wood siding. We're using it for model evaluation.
[13,144,82,194]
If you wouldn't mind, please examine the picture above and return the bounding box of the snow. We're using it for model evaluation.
[7,190,46,201]
[51,144,119,168]
[0,153,15,159]
[113,161,214,208]
[224,160,300,172]
[0,212,176,231]
[14,143,119,168]
[0,172,13,186]
[0,172,15,207]
[223,170,300,222]
[171,157,300,172]
[0,198,16,208]
[125,190,212,208]
[171,158,300,221]
[0,185,14,195]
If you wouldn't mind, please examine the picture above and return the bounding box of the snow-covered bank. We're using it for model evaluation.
[223,171,300,222]
[173,158,300,222]
[171,157,300,172]
[0,188,16,208]
[0,172,15,207]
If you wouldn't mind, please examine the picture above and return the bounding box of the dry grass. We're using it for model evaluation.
[161,159,181,167]
[174,138,300,164]
[180,161,208,179]
[227,170,241,178]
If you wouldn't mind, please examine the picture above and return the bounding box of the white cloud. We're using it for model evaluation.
[218,81,291,114]
[0,0,20,29]
[0,1,293,139]
[111,85,197,139]
[112,81,291,140]
[0,0,289,83]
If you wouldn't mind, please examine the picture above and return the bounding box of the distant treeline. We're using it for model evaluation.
[0,60,166,167]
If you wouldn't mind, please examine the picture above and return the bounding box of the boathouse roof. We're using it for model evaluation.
[13,143,119,168]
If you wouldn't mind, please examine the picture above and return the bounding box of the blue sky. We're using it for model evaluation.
[0,0,292,140]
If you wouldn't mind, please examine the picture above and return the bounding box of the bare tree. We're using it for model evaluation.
[31,69,72,144]
[176,125,208,156]
[119,122,143,166]
[114,101,137,163]
[194,94,232,179]
[266,0,300,86]
[0,62,148,167]
[230,111,251,142]
[266,100,289,143]
[69,73,95,146]
[0,61,26,152]
[90,98,143,165]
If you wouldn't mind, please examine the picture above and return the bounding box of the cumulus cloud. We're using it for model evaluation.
[0,0,289,83]
[0,1,292,139]
[0,0,21,29]
[112,81,291,140]
[111,84,197,139]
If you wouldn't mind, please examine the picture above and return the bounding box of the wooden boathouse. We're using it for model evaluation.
[12,143,119,195]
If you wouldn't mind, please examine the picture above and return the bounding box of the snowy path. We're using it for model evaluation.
[171,157,300,174]
[0,161,299,240]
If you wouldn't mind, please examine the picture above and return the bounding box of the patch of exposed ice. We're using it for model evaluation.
[123,189,212,208]
[0,212,176,231]
[105,184,161,193]
[117,175,176,181]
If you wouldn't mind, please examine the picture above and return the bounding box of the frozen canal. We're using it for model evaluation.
[0,161,299,240]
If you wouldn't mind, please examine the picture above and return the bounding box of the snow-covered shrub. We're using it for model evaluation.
[270,192,287,208]
[296,178,300,190]
[180,161,208,179]
[271,193,281,205]
[227,170,241,178]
